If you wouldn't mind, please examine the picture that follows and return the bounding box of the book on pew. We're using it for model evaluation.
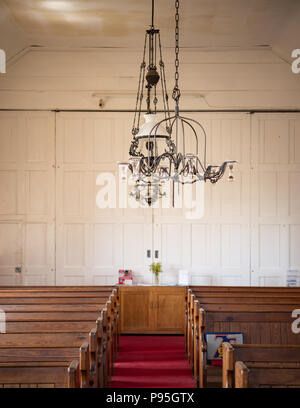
[205,332,244,366]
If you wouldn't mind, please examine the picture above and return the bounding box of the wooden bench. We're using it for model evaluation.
[186,286,300,347]
[0,287,119,388]
[0,286,116,291]
[0,288,120,351]
[0,333,92,387]
[235,361,300,388]
[0,292,113,298]
[0,324,107,387]
[186,289,300,368]
[186,289,300,378]
[223,343,300,388]
[189,285,300,293]
[0,307,115,387]
[0,360,81,388]
[194,302,300,387]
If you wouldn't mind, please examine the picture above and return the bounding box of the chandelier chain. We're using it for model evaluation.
[132,33,147,136]
[158,33,172,132]
[172,0,181,107]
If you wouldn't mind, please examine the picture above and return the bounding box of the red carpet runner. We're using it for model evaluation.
[110,335,196,388]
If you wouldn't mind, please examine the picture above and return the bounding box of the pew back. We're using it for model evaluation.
[235,361,300,388]
[223,343,300,388]
[0,360,80,388]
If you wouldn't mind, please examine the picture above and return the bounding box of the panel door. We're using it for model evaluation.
[250,113,300,286]
[120,287,150,333]
[153,113,251,286]
[150,287,185,333]
[0,111,55,285]
[55,112,153,285]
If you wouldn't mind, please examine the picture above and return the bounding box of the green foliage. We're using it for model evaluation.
[149,262,163,276]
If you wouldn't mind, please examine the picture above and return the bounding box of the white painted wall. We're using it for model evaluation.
[0,47,299,110]
[0,111,55,285]
[251,114,300,286]
[0,48,299,286]
[0,110,299,286]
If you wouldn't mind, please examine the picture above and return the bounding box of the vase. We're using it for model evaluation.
[155,274,160,285]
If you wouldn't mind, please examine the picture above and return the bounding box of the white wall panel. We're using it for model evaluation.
[290,225,300,270]
[154,113,251,286]
[251,114,300,286]
[56,112,152,285]
[0,171,17,214]
[0,223,22,285]
[289,172,300,217]
[0,112,55,285]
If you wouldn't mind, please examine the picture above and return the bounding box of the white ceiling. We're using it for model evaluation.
[1,0,299,61]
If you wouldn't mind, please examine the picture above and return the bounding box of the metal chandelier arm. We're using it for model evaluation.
[204,160,238,183]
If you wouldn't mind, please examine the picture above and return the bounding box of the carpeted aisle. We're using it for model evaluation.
[110,335,196,388]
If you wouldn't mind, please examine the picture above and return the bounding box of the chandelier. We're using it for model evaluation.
[119,0,237,205]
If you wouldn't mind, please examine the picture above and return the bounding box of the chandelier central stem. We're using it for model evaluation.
[151,0,155,29]
[172,0,181,116]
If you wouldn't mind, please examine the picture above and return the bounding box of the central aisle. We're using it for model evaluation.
[110,335,196,388]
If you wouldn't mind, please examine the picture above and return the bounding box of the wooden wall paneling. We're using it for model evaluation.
[250,114,300,286]
[0,111,55,285]
[153,113,251,287]
[55,112,153,285]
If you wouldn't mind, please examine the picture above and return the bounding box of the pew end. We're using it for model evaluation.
[198,307,207,388]
[89,328,98,388]
[235,361,249,388]
[68,360,80,388]
[222,342,234,388]
[79,343,90,388]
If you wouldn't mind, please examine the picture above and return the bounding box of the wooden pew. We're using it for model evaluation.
[0,360,81,388]
[195,303,300,387]
[0,288,119,353]
[0,295,112,303]
[186,287,300,352]
[0,340,90,388]
[0,289,118,340]
[0,286,116,291]
[186,287,300,388]
[0,287,118,387]
[235,361,300,388]
[223,343,300,388]
[189,286,300,293]
[0,331,97,387]
[0,292,113,298]
[187,288,300,359]
[1,309,108,388]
